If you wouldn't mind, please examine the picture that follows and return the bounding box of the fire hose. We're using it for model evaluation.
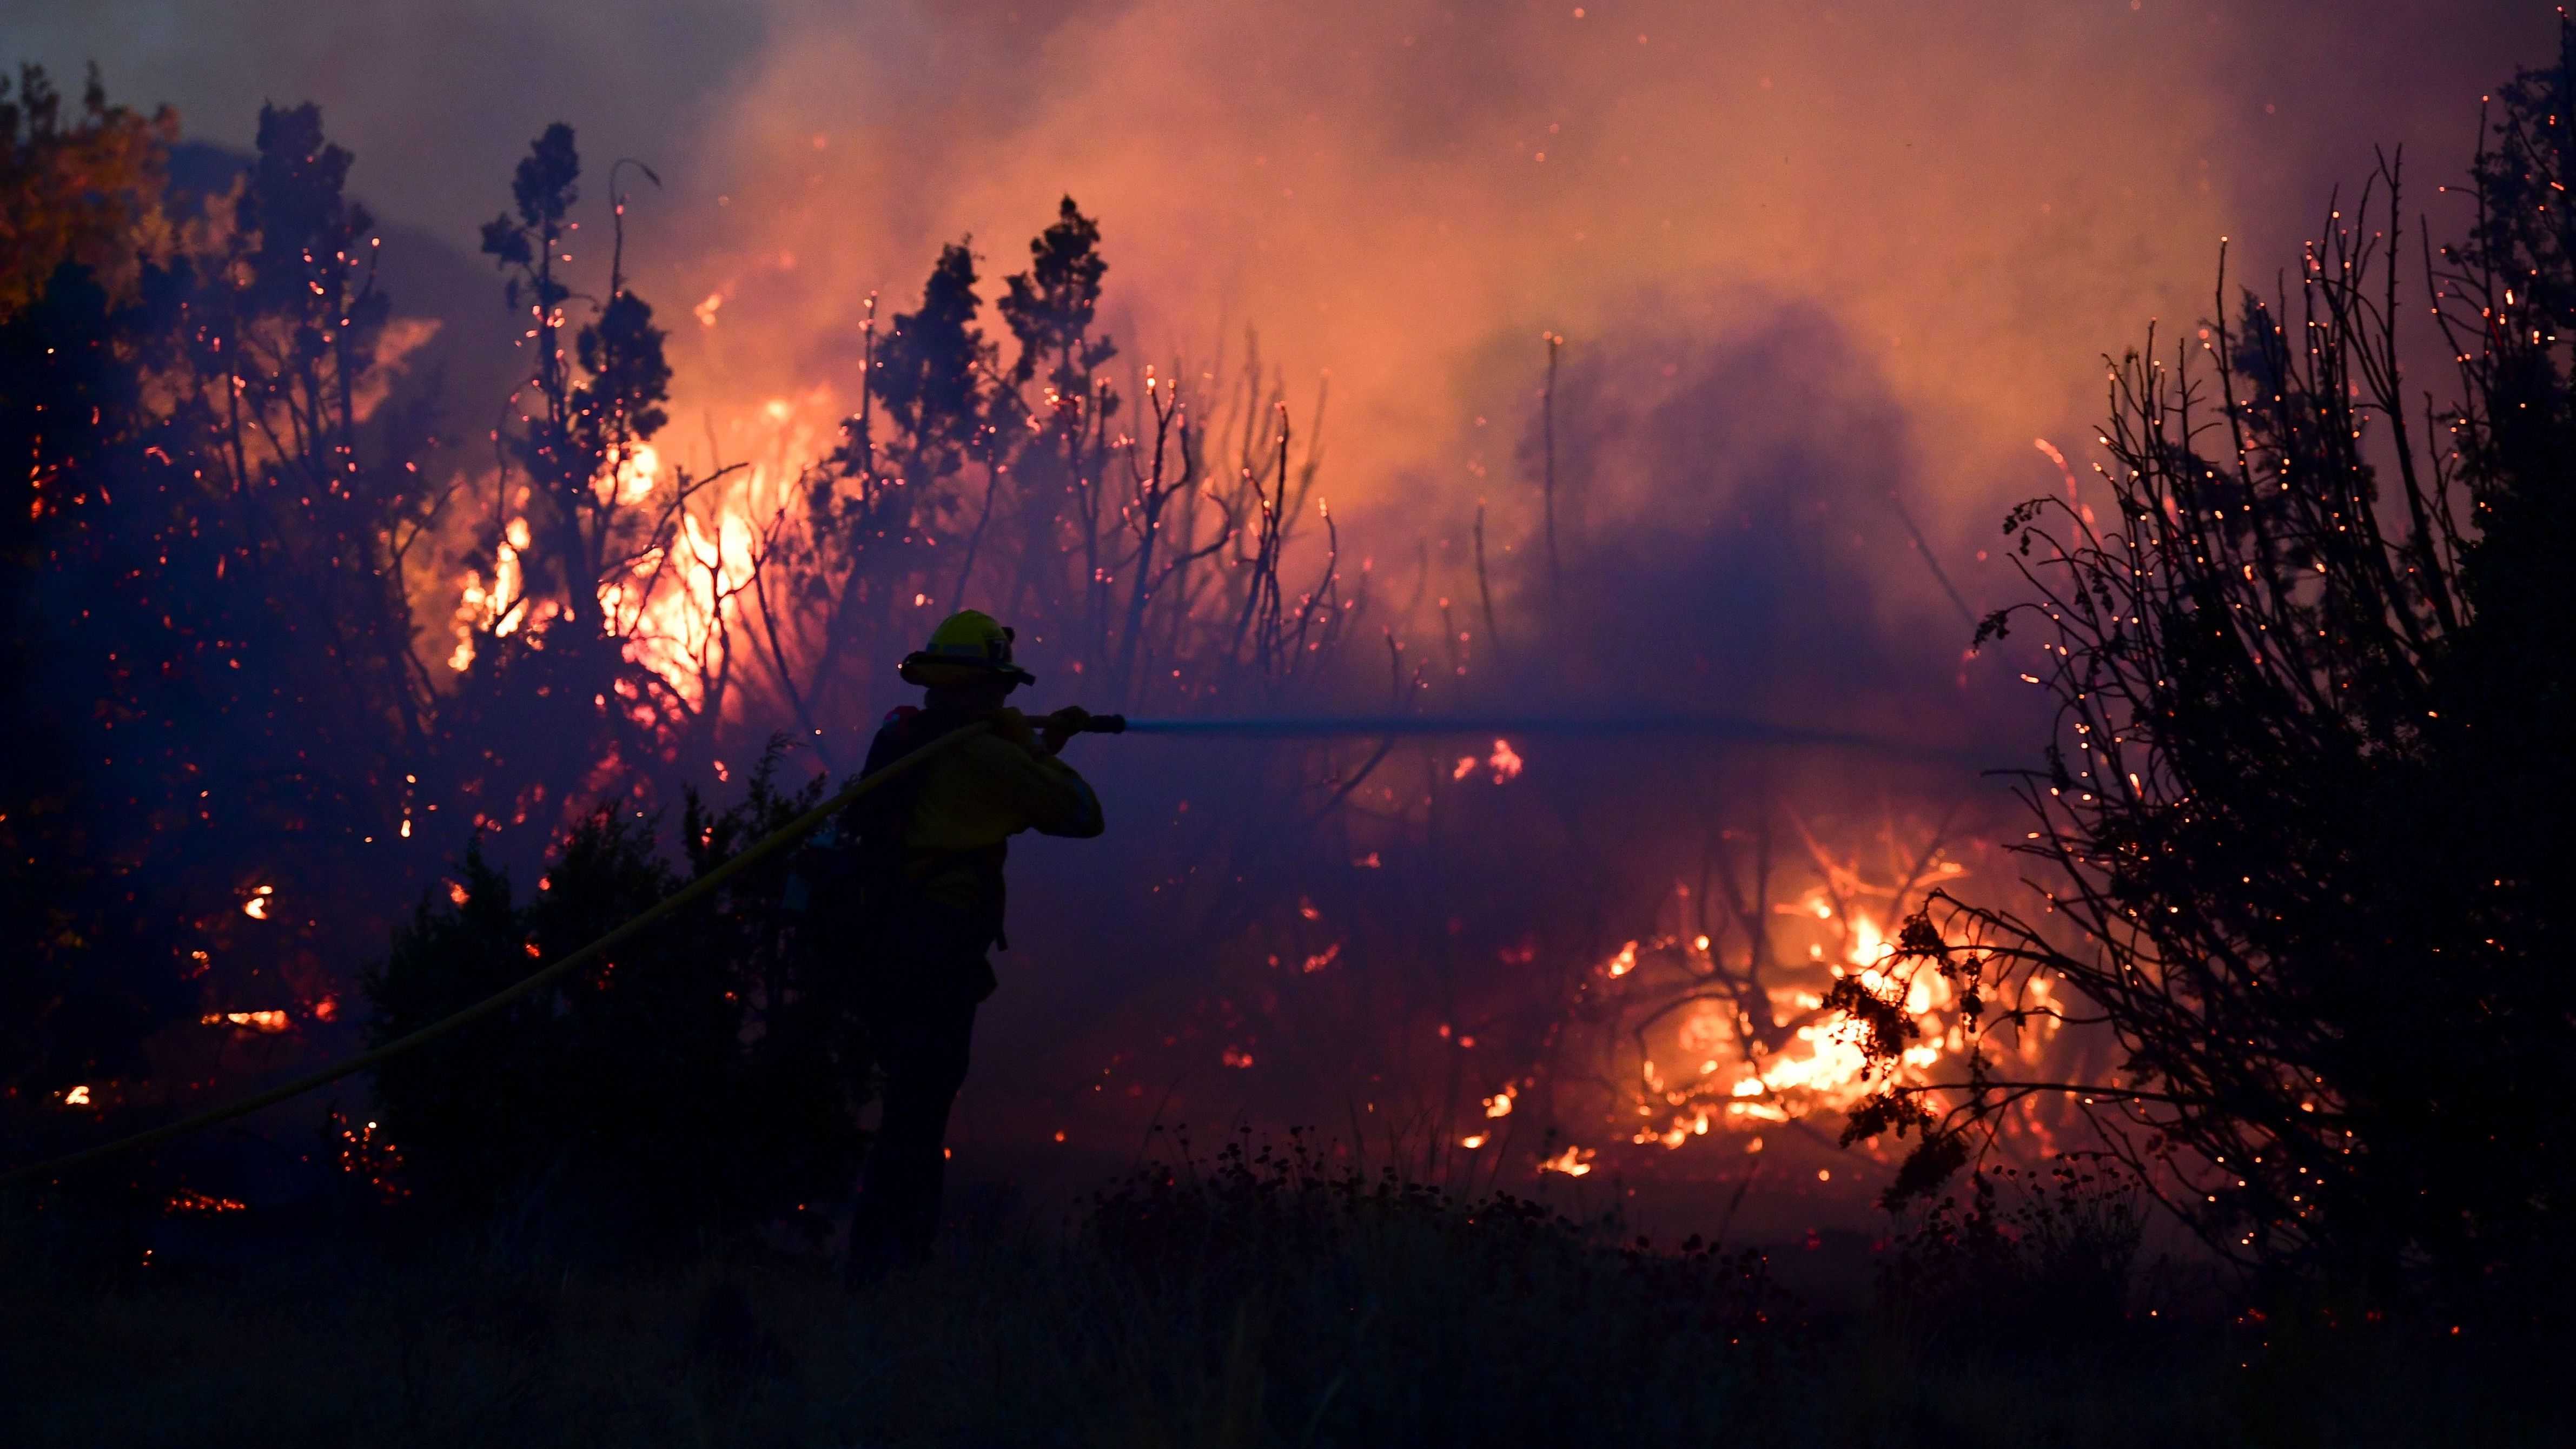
[3,705,1965,1187]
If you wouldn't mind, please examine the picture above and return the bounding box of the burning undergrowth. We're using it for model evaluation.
[976,305,2060,1223]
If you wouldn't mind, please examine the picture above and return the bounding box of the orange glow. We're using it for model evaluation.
[1539,1146,1595,1177]
[1601,837,2060,1156]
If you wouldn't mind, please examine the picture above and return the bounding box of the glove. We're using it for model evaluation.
[1041,705,1091,754]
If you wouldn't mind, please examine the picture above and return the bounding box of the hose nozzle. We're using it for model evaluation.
[1044,709,1127,735]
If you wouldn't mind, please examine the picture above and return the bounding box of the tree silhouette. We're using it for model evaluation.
[1844,36,2576,1302]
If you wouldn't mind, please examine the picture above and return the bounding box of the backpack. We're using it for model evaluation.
[783,706,975,927]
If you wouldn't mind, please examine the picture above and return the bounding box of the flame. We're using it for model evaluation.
[598,494,762,713]
[606,441,660,506]
[448,517,531,671]
[241,883,274,919]
[1483,1085,1517,1118]
[1600,855,2061,1157]
[1539,1146,1595,1177]
[1459,739,1525,783]
[202,1009,292,1034]
[62,1084,92,1107]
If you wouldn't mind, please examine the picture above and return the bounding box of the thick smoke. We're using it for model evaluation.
[12,0,2548,565]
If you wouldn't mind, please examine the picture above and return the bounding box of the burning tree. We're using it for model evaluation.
[745,202,1352,764]
[1839,38,2576,1298]
[1,65,190,1105]
[3,78,453,1121]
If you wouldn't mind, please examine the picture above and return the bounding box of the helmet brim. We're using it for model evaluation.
[899,653,1037,689]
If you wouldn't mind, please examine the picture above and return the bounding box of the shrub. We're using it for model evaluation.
[363,745,863,1245]
[1873,1159,2145,1345]
[1840,28,2576,1306]
[1074,1131,1794,1445]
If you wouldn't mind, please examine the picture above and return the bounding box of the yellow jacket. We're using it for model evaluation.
[900,716,1104,927]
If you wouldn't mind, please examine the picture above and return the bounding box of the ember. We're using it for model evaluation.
[200,1010,292,1034]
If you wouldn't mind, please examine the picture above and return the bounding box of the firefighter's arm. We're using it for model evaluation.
[965,732,1105,838]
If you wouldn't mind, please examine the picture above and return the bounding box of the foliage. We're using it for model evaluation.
[1,80,439,1103]
[1070,1130,1793,1445]
[8,1146,2565,1448]
[1836,32,2576,1303]
[363,744,861,1242]
[0,64,174,318]
[753,200,1352,758]
[0,249,196,1099]
[1871,1159,2145,1344]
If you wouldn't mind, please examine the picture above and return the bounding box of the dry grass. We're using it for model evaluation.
[0,1152,2558,1449]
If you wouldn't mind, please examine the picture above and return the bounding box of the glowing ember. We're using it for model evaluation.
[1538,1146,1595,1177]
[165,1190,248,1215]
[241,884,275,919]
[335,1119,409,1203]
[62,1084,92,1107]
[1593,830,2060,1157]
[201,1009,292,1034]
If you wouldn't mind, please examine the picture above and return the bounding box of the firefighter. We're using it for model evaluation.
[831,609,1103,1280]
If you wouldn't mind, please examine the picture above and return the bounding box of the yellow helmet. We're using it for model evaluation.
[899,609,1037,688]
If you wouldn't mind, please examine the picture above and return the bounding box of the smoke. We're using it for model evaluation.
[12,0,2547,565]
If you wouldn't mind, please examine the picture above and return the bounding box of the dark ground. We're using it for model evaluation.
[2,1151,2559,1449]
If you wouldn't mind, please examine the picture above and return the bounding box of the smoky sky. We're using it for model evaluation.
[9,0,2552,750]
[5,0,2557,734]
[10,4,2549,570]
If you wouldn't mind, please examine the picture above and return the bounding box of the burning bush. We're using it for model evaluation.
[1834,31,2576,1305]
[363,746,861,1242]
